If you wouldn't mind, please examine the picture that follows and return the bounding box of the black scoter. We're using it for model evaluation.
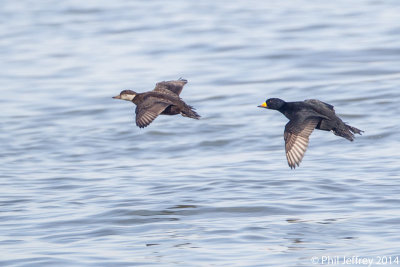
[113,78,200,128]
[258,98,363,169]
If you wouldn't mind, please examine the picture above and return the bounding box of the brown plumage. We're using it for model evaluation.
[258,98,363,169]
[113,78,200,128]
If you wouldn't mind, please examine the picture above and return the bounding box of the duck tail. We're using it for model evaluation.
[333,124,363,141]
[181,105,201,120]
[348,125,363,135]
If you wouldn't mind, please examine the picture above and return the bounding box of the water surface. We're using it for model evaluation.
[1,1,400,266]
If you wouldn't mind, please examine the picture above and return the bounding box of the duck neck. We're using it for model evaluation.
[278,102,291,119]
[277,102,287,113]
[131,94,142,105]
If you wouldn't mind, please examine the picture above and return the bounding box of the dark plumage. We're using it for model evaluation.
[258,98,363,169]
[113,78,200,128]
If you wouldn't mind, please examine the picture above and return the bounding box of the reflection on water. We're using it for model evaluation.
[1,0,400,266]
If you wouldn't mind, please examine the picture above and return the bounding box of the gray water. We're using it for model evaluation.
[1,1,400,266]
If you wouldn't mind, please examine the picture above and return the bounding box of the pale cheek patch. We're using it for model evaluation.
[121,94,135,101]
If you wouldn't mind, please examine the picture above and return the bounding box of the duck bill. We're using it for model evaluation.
[112,95,121,99]
[258,102,267,108]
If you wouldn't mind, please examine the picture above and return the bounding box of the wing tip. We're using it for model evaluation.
[136,123,149,129]
[286,152,303,169]
[288,162,300,169]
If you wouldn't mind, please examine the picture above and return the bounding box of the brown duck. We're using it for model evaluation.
[113,78,200,128]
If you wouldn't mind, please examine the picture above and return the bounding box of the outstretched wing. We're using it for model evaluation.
[284,118,320,169]
[135,99,171,128]
[153,78,187,96]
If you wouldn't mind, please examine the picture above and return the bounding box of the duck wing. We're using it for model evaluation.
[284,117,320,169]
[135,98,172,128]
[153,78,187,96]
[305,99,335,112]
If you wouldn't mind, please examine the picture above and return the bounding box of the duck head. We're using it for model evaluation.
[113,90,137,101]
[258,98,286,110]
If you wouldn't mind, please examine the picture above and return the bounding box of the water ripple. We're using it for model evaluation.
[1,0,400,266]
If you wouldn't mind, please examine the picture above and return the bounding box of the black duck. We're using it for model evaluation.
[258,98,363,169]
